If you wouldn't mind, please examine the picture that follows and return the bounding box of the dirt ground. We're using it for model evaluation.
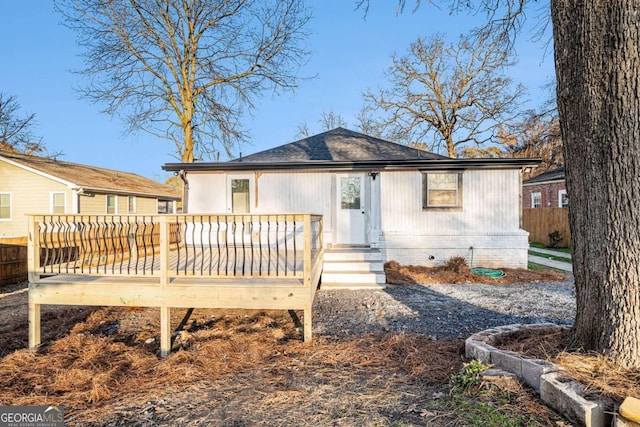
[0,265,571,426]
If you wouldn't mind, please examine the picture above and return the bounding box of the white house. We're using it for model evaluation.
[163,128,538,287]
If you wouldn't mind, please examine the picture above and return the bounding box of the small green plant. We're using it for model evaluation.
[451,360,488,391]
[548,230,563,248]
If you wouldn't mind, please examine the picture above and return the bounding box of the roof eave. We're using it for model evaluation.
[523,178,565,186]
[79,186,180,200]
[163,158,541,172]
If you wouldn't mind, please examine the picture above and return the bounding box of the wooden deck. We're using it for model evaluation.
[28,214,323,356]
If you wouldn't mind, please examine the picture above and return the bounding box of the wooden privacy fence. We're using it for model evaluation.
[0,242,27,287]
[523,208,571,246]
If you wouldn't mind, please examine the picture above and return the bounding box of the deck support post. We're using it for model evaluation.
[303,307,312,342]
[28,216,41,350]
[302,215,313,343]
[160,305,171,357]
[29,301,41,350]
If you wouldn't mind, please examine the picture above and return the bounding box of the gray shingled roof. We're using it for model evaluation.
[1,150,180,200]
[231,128,449,162]
[523,166,565,184]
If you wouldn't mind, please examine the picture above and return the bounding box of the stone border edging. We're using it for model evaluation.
[465,323,612,427]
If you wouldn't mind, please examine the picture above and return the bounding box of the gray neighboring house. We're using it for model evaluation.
[164,128,538,271]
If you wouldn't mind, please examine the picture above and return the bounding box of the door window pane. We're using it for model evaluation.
[231,179,250,213]
[341,177,361,209]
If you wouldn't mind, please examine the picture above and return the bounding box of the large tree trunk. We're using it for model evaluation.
[551,0,640,368]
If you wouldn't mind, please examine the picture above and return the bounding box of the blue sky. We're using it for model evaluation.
[0,1,554,183]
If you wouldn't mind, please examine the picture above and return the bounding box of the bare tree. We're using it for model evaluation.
[294,110,348,138]
[354,107,385,138]
[364,33,526,158]
[368,0,640,368]
[56,0,311,162]
[0,93,43,154]
[501,110,563,179]
[319,111,347,131]
[295,122,311,138]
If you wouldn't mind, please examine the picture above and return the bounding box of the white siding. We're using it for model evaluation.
[379,169,528,269]
[188,172,226,213]
[380,169,520,232]
[186,170,333,239]
[186,168,529,268]
[256,172,330,213]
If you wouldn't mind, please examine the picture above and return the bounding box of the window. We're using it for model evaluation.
[231,179,250,213]
[158,200,170,214]
[0,193,10,220]
[423,172,462,209]
[531,192,542,208]
[128,196,136,214]
[559,190,569,208]
[51,192,66,214]
[106,194,117,214]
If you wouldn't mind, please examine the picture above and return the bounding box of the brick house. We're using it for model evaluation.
[522,167,567,209]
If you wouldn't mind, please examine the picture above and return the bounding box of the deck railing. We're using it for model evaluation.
[29,214,324,280]
[27,214,324,353]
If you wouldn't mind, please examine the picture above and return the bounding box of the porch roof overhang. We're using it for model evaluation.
[163,158,542,173]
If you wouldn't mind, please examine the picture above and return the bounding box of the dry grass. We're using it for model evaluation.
[0,266,574,425]
[385,260,567,285]
[497,328,640,405]
[0,306,467,425]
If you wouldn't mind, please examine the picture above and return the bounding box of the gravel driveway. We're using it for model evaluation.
[313,280,575,340]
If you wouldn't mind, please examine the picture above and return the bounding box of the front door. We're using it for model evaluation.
[336,173,367,245]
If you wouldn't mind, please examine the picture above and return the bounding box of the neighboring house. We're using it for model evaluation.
[163,128,539,270]
[522,167,567,208]
[0,150,180,238]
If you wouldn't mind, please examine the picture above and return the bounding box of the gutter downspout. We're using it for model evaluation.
[71,187,84,214]
[177,170,188,213]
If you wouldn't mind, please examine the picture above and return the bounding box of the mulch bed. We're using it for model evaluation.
[384,260,567,285]
[495,328,640,405]
[0,306,466,425]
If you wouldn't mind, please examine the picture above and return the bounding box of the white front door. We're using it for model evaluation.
[336,173,367,245]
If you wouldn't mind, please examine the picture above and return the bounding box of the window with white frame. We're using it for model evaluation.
[0,193,10,220]
[106,194,117,214]
[531,192,542,208]
[128,196,136,214]
[559,190,569,207]
[51,192,66,214]
[422,172,462,209]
